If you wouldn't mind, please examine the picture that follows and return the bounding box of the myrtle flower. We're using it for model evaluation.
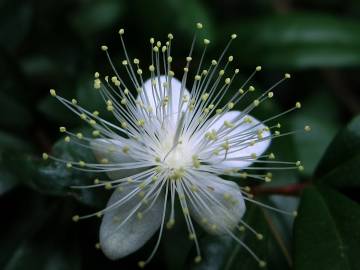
[43,23,310,268]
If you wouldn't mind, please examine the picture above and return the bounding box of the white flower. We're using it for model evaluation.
[45,23,308,268]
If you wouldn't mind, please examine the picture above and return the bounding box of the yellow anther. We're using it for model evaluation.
[80,113,87,120]
[169,70,175,77]
[72,215,80,222]
[122,146,129,154]
[240,172,248,179]
[79,160,85,167]
[202,69,208,75]
[225,77,231,84]
[42,153,48,160]
[238,88,244,94]
[64,136,71,143]
[168,33,174,40]
[211,59,217,65]
[105,182,112,190]
[219,70,225,76]
[96,212,102,218]
[92,130,100,137]
[186,56,192,62]
[120,122,127,128]
[211,224,218,231]
[195,75,201,81]
[253,99,260,106]
[221,141,230,150]
[228,55,233,62]
[259,261,267,268]
[94,178,100,184]
[224,120,234,128]
[192,155,200,168]
[59,126,66,133]
[296,102,301,109]
[138,261,145,268]
[137,212,143,220]
[196,22,203,29]
[203,39,210,45]
[268,153,275,159]
[257,233,264,240]
[136,119,145,127]
[118,28,124,35]
[165,218,175,229]
[293,210,298,217]
[268,92,274,98]
[285,73,291,79]
[235,68,239,74]
[249,85,255,91]
[183,67,189,73]
[189,233,196,240]
[170,168,185,180]
[137,69,142,75]
[100,158,108,164]
[153,46,159,52]
[216,109,223,114]
[256,66,262,71]
[101,45,108,51]
[107,105,114,111]
[66,162,72,168]
[49,89,56,96]
[150,37,154,44]
[201,93,209,101]
[275,130,280,136]
[298,165,304,171]
[304,125,311,132]
[148,65,155,72]
[227,102,234,109]
[231,33,237,39]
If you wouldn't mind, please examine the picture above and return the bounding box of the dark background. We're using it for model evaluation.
[0,0,359,269]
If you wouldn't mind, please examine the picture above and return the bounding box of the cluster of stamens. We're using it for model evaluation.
[43,22,310,268]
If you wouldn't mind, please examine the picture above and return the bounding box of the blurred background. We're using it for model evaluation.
[0,0,359,269]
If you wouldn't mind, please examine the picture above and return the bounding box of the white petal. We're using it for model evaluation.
[138,76,190,117]
[90,139,142,180]
[188,173,246,234]
[100,185,164,260]
[203,111,271,169]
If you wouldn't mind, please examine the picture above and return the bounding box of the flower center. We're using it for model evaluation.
[159,134,193,169]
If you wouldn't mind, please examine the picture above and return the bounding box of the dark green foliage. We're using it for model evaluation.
[0,0,359,269]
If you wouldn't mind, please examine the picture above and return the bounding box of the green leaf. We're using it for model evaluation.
[2,134,108,208]
[0,1,32,51]
[38,96,80,124]
[315,115,360,187]
[131,0,215,44]
[293,186,360,270]
[70,0,125,37]
[0,190,81,270]
[0,131,34,195]
[190,204,291,270]
[0,92,32,130]
[227,13,360,68]
[0,130,33,153]
[291,91,340,176]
